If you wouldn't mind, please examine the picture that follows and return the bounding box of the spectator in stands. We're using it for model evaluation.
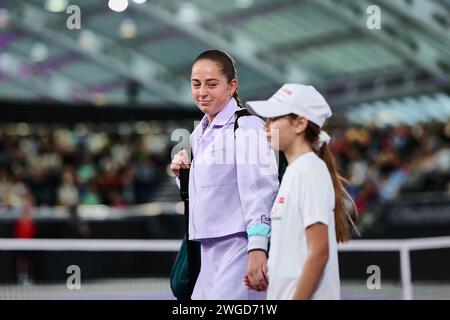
[57,169,79,207]
[14,192,36,284]
[81,184,101,205]
[0,168,29,209]
[119,164,135,204]
[66,205,91,238]
[133,155,157,203]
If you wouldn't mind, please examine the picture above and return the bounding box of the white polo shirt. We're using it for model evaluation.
[267,152,341,300]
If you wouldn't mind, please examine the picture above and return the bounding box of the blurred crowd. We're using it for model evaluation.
[0,124,169,210]
[0,120,449,217]
[331,120,450,215]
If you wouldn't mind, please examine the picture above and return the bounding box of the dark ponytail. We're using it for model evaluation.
[193,49,243,108]
[296,116,360,243]
[233,91,244,108]
[318,143,360,243]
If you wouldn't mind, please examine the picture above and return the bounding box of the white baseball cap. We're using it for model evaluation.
[246,84,332,128]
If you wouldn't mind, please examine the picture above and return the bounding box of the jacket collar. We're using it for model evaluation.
[198,98,239,136]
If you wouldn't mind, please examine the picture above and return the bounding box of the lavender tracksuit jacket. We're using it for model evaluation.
[175,98,278,253]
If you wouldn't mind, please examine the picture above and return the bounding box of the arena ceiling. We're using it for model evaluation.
[0,0,449,113]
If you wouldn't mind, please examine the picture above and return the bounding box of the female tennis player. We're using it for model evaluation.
[170,50,279,299]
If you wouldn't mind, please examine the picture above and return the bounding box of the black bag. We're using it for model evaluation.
[170,168,201,300]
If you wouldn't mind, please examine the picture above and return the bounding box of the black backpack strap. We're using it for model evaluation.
[179,168,190,229]
[233,108,288,183]
[179,169,190,202]
[278,151,288,182]
[179,149,193,203]
[234,108,252,133]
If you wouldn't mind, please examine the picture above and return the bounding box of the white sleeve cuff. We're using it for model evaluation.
[175,176,180,189]
[247,235,268,252]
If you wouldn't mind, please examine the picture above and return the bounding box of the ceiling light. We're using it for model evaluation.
[30,43,49,63]
[108,0,129,12]
[235,0,254,9]
[119,18,137,38]
[45,0,69,13]
[78,30,100,51]
[176,3,200,24]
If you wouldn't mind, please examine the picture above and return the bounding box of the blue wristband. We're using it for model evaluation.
[247,224,270,238]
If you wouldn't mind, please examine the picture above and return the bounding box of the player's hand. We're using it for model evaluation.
[170,149,190,177]
[245,250,269,292]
